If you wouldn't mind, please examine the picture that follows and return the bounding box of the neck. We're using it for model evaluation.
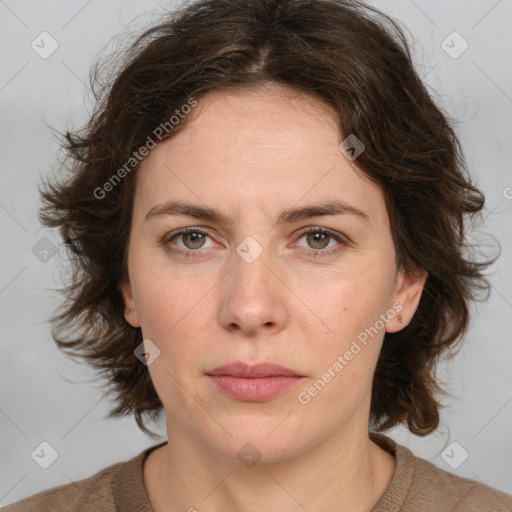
[144,423,396,512]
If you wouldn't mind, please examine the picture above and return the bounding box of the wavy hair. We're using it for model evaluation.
[39,0,494,435]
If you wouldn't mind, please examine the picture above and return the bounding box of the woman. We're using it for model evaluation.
[5,0,511,510]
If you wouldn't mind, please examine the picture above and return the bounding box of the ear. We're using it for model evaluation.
[386,267,428,333]
[118,280,141,328]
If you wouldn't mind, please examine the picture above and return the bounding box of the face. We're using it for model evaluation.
[121,83,426,463]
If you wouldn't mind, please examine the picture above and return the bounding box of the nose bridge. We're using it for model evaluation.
[218,233,287,335]
[231,233,275,307]
[233,234,271,292]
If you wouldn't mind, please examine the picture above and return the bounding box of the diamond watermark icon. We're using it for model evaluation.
[134,339,161,366]
[236,236,263,264]
[338,134,365,161]
[237,442,263,468]
[441,441,469,469]
[31,31,59,59]
[31,441,59,469]
[31,236,58,263]
[441,32,468,59]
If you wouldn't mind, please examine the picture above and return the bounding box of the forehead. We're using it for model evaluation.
[133,84,387,229]
[176,83,342,155]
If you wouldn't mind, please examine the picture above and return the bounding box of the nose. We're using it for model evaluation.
[217,241,288,337]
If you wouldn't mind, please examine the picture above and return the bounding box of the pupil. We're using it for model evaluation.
[309,232,328,249]
[186,232,204,248]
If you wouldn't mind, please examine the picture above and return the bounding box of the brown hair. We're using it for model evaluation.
[39,0,494,436]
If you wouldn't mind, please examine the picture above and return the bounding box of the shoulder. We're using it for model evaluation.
[407,454,512,511]
[2,458,131,512]
[370,433,512,512]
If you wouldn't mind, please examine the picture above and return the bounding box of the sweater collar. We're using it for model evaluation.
[112,434,414,511]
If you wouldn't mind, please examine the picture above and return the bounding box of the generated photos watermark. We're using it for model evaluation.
[297,301,403,405]
[93,96,198,200]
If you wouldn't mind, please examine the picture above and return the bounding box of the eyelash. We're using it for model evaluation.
[159,226,348,259]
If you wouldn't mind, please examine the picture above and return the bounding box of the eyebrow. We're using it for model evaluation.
[144,199,370,227]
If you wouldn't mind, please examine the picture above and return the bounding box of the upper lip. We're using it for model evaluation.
[207,361,303,378]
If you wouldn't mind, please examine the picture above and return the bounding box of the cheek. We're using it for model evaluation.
[134,271,209,409]
[308,262,394,339]
[304,277,389,405]
[130,259,219,381]
[130,249,210,339]
[133,276,177,339]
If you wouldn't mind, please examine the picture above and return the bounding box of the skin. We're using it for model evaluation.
[120,82,427,512]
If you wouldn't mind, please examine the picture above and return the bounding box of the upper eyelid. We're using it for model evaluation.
[295,226,346,239]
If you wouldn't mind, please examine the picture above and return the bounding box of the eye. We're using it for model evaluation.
[294,227,348,258]
[159,227,217,258]
[159,226,348,259]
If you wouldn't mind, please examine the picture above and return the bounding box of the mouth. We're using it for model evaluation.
[206,361,305,402]
[207,361,303,378]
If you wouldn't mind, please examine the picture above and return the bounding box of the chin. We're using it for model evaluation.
[199,415,311,465]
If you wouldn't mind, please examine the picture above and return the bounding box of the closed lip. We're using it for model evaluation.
[206,361,304,378]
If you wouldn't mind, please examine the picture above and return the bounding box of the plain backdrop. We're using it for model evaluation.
[1,0,511,506]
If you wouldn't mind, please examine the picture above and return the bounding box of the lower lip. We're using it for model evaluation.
[207,375,304,402]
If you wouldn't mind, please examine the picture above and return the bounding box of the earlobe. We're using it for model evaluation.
[118,280,141,328]
[386,268,428,333]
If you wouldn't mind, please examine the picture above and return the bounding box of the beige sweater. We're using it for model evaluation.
[3,433,511,511]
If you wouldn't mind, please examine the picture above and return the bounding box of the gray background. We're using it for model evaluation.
[1,0,511,506]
